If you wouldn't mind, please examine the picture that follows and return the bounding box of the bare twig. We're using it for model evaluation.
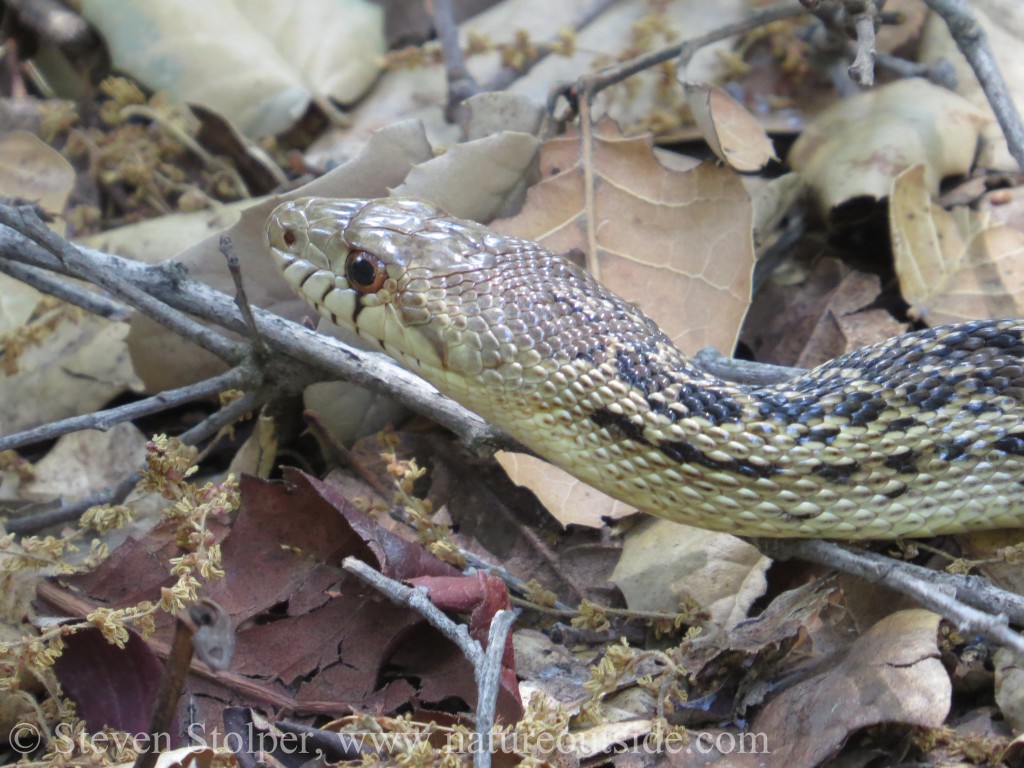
[134,601,233,768]
[431,0,482,122]
[3,386,269,536]
[0,224,509,454]
[342,557,515,768]
[847,2,879,86]
[923,0,1024,172]
[759,539,1024,653]
[0,205,247,364]
[485,0,621,92]
[5,473,140,535]
[220,236,266,357]
[869,48,957,88]
[694,348,804,386]
[0,366,253,453]
[179,387,268,446]
[0,258,129,320]
[550,0,810,118]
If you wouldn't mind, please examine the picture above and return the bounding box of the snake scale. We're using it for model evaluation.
[266,197,1024,539]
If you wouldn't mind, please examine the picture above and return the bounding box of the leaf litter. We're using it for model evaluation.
[4,2,1024,767]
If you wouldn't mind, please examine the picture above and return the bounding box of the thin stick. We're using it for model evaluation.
[4,388,267,535]
[0,206,246,364]
[343,557,515,768]
[923,0,1024,173]
[0,258,129,320]
[0,366,253,452]
[220,236,265,356]
[431,0,481,121]
[550,0,809,117]
[1,230,510,454]
[760,538,1024,654]
[847,3,879,86]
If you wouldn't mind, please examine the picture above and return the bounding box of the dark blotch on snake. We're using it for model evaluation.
[884,448,921,474]
[590,408,650,445]
[657,439,780,479]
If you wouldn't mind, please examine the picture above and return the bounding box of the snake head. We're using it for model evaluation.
[266,196,535,379]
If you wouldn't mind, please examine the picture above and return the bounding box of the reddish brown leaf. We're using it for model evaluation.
[52,627,166,736]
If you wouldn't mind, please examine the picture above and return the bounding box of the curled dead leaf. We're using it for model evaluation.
[890,164,1024,324]
[790,79,990,221]
[684,81,778,172]
[611,519,769,630]
[739,610,948,768]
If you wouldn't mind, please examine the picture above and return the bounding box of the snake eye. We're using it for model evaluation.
[345,250,387,294]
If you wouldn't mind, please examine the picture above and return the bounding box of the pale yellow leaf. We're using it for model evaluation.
[891,164,1024,324]
[494,451,634,527]
[0,317,141,434]
[790,79,990,219]
[81,0,383,138]
[227,413,278,477]
[684,82,778,172]
[611,519,768,630]
[251,0,384,104]
[995,647,1024,732]
[393,131,540,221]
[0,275,43,334]
[25,422,147,502]
[0,131,75,214]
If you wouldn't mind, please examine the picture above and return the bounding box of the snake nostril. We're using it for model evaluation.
[282,228,296,246]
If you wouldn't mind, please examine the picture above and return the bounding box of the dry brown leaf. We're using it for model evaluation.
[684,82,778,172]
[890,164,1024,325]
[725,610,948,768]
[611,519,769,629]
[793,271,908,368]
[495,120,753,355]
[789,79,990,220]
[492,121,754,527]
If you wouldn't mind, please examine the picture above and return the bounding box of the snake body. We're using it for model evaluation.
[266,197,1024,539]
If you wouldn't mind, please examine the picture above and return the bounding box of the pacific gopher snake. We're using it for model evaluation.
[266,197,1024,540]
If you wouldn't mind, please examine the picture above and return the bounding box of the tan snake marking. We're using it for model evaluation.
[266,197,1024,539]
